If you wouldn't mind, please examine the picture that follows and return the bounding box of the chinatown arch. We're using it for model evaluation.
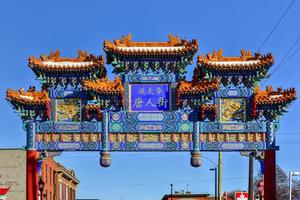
[6,34,296,200]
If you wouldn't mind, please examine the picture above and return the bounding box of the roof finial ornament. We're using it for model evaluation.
[49,50,61,60]
[212,49,223,59]
[18,88,25,94]
[168,34,180,46]
[254,85,260,93]
[77,49,88,61]
[266,85,273,92]
[28,86,36,92]
[120,34,132,46]
[240,49,252,58]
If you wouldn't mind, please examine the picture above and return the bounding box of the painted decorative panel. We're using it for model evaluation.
[35,140,266,151]
[200,122,266,133]
[109,111,193,133]
[200,141,266,151]
[55,99,81,122]
[125,74,175,83]
[216,87,251,98]
[219,98,246,122]
[50,89,83,98]
[36,142,101,151]
[36,121,102,133]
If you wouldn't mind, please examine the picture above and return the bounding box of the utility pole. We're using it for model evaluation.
[215,169,217,200]
[170,184,173,200]
[248,154,254,200]
[218,152,222,200]
[289,172,292,200]
[289,171,300,200]
[210,168,218,200]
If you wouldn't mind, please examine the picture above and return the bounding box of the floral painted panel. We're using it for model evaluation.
[220,98,246,122]
[55,99,81,122]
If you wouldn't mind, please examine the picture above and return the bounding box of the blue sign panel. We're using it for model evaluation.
[130,84,170,111]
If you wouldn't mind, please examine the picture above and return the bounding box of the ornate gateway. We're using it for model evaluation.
[6,34,296,199]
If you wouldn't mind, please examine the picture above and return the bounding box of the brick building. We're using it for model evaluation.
[162,192,234,200]
[40,157,79,200]
[40,157,58,200]
[162,193,212,200]
[56,163,79,200]
[0,149,26,200]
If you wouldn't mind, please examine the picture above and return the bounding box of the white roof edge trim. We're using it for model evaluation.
[208,60,260,65]
[42,61,94,67]
[116,46,185,51]
[19,95,34,100]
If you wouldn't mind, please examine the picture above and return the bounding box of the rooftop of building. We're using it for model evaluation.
[197,49,274,72]
[162,192,217,200]
[177,79,219,95]
[56,162,80,185]
[83,76,124,95]
[28,49,104,75]
[104,33,198,49]
[253,85,297,106]
[6,87,50,106]
[104,34,198,62]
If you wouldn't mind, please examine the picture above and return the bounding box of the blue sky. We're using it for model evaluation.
[0,0,300,199]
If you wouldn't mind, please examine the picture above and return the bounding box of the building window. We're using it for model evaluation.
[70,188,72,200]
[50,168,52,185]
[59,183,62,200]
[65,186,68,200]
[45,164,48,183]
[52,170,56,185]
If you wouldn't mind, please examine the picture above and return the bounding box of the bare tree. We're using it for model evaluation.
[276,165,289,200]
[292,178,300,199]
[254,165,300,200]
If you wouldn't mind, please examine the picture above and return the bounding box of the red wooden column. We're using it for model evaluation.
[264,150,276,200]
[27,150,38,200]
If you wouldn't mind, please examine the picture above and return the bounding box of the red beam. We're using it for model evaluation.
[264,150,276,200]
[26,150,38,200]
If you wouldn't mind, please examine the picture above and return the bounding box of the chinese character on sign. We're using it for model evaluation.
[156,87,162,95]
[133,97,144,108]
[130,84,170,111]
[158,97,168,108]
[147,88,154,95]
[145,98,156,107]
[139,88,145,94]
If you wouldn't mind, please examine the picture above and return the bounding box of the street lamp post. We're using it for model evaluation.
[289,171,300,200]
[201,156,218,200]
[170,184,173,200]
[210,168,217,200]
[38,178,45,200]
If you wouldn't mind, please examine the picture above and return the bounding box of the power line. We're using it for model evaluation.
[291,75,300,87]
[276,46,300,70]
[258,0,296,51]
[268,38,300,77]
[281,46,300,86]
[278,143,300,145]
[78,177,248,189]
[277,132,300,135]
